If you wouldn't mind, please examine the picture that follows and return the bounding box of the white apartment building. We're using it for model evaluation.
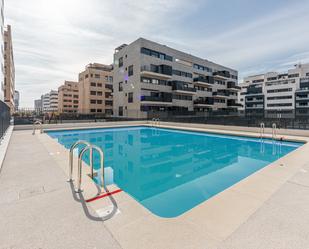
[113,38,240,118]
[41,90,58,113]
[239,63,309,118]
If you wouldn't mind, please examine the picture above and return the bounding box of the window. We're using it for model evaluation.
[109,76,113,82]
[172,69,192,78]
[73,95,78,98]
[193,63,212,72]
[128,65,133,76]
[119,57,123,67]
[97,83,102,87]
[119,106,123,116]
[97,100,102,104]
[105,76,108,81]
[119,82,123,92]
[267,88,292,93]
[140,47,173,61]
[267,96,292,100]
[97,91,102,96]
[267,103,292,107]
[90,91,96,95]
[94,74,100,78]
[90,109,96,113]
[288,73,299,78]
[90,82,96,87]
[128,92,133,103]
[90,99,96,104]
[105,92,112,98]
[105,100,113,106]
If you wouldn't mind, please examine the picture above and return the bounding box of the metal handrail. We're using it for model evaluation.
[156,118,160,126]
[32,121,43,135]
[68,140,91,182]
[151,118,156,127]
[272,123,277,140]
[75,144,104,193]
[260,122,265,138]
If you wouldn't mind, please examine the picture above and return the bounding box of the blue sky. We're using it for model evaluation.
[6,0,309,106]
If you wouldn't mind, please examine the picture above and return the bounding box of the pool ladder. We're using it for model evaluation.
[260,122,278,140]
[32,120,43,135]
[68,140,104,193]
[260,122,265,139]
[272,123,277,140]
[151,118,160,127]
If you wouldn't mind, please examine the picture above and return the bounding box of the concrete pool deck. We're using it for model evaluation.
[1,121,309,249]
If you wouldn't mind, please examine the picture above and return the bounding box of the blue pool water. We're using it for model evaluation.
[47,126,302,218]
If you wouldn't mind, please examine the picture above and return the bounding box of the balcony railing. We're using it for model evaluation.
[172,81,196,93]
[227,100,242,107]
[227,81,241,90]
[213,91,229,97]
[194,97,214,105]
[246,87,263,95]
[193,76,214,85]
[141,95,172,102]
[141,64,172,77]
[213,70,230,78]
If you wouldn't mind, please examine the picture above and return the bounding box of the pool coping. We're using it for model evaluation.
[36,122,309,248]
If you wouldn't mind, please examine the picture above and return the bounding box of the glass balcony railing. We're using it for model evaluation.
[141,95,172,102]
[172,81,196,93]
[194,97,214,105]
[193,76,214,84]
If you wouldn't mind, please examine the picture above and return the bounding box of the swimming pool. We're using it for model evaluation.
[47,126,302,218]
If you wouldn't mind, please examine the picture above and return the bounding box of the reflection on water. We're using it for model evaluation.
[48,127,301,217]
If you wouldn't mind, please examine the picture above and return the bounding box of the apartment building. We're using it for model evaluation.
[0,0,4,102]
[41,90,58,112]
[49,90,58,111]
[4,25,15,113]
[113,38,239,118]
[239,63,309,118]
[14,90,19,110]
[78,63,113,115]
[34,98,42,113]
[58,81,79,113]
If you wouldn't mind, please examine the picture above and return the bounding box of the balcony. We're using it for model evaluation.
[141,94,173,106]
[141,64,172,79]
[172,81,196,94]
[193,76,214,87]
[227,100,242,108]
[194,97,214,106]
[213,90,229,98]
[227,81,241,90]
[213,70,230,79]
[246,87,263,95]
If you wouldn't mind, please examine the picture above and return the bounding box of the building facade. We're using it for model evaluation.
[41,90,58,113]
[4,25,15,113]
[0,0,4,102]
[49,90,58,111]
[14,90,19,110]
[239,63,309,118]
[34,98,42,113]
[113,38,239,118]
[78,63,113,115]
[58,81,79,114]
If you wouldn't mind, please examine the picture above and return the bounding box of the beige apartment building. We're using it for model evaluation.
[4,25,15,113]
[78,63,113,115]
[58,81,79,113]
